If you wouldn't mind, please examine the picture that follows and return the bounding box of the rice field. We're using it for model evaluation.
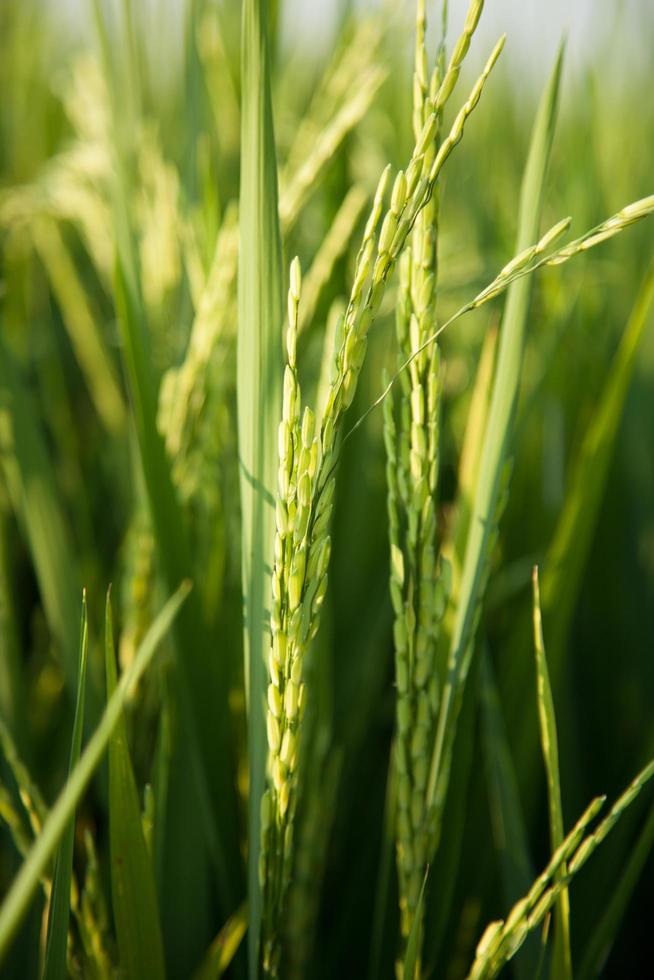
[0,1,653,978]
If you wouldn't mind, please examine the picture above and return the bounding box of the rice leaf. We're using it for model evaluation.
[238,0,284,972]
[193,903,248,980]
[479,651,538,980]
[424,653,478,970]
[42,593,89,980]
[426,45,564,831]
[455,323,499,535]
[532,568,572,980]
[439,318,497,686]
[105,589,165,980]
[0,581,189,964]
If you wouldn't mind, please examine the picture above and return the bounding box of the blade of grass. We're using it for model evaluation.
[238,0,284,973]
[532,568,572,980]
[42,593,89,980]
[426,46,564,829]
[479,651,538,980]
[193,903,249,980]
[0,581,190,964]
[105,589,165,980]
[424,650,479,971]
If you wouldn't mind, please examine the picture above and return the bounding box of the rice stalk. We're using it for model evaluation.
[479,651,538,979]
[385,0,496,961]
[42,595,89,980]
[531,567,572,980]
[385,0,447,955]
[260,24,504,973]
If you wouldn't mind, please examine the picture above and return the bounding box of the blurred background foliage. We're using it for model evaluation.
[0,1,653,977]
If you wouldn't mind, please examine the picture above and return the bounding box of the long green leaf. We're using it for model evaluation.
[479,651,538,980]
[426,46,564,827]
[0,582,190,964]
[238,0,284,973]
[105,590,165,980]
[42,593,89,980]
[532,568,572,980]
[193,903,248,980]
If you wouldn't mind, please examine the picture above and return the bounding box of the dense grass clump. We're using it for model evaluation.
[0,1,653,978]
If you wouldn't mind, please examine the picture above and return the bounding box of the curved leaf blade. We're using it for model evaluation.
[105,590,166,980]
[0,582,190,964]
[42,593,90,980]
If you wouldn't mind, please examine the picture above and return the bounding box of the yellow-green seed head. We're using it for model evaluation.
[391,170,408,213]
[266,713,281,753]
[280,730,297,769]
[290,255,302,300]
[272,757,286,793]
[301,407,315,448]
[284,681,299,719]
[267,683,282,719]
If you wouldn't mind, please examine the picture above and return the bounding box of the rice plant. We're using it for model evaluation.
[1,0,654,978]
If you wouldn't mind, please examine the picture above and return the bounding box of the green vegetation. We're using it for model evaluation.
[1,1,653,977]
